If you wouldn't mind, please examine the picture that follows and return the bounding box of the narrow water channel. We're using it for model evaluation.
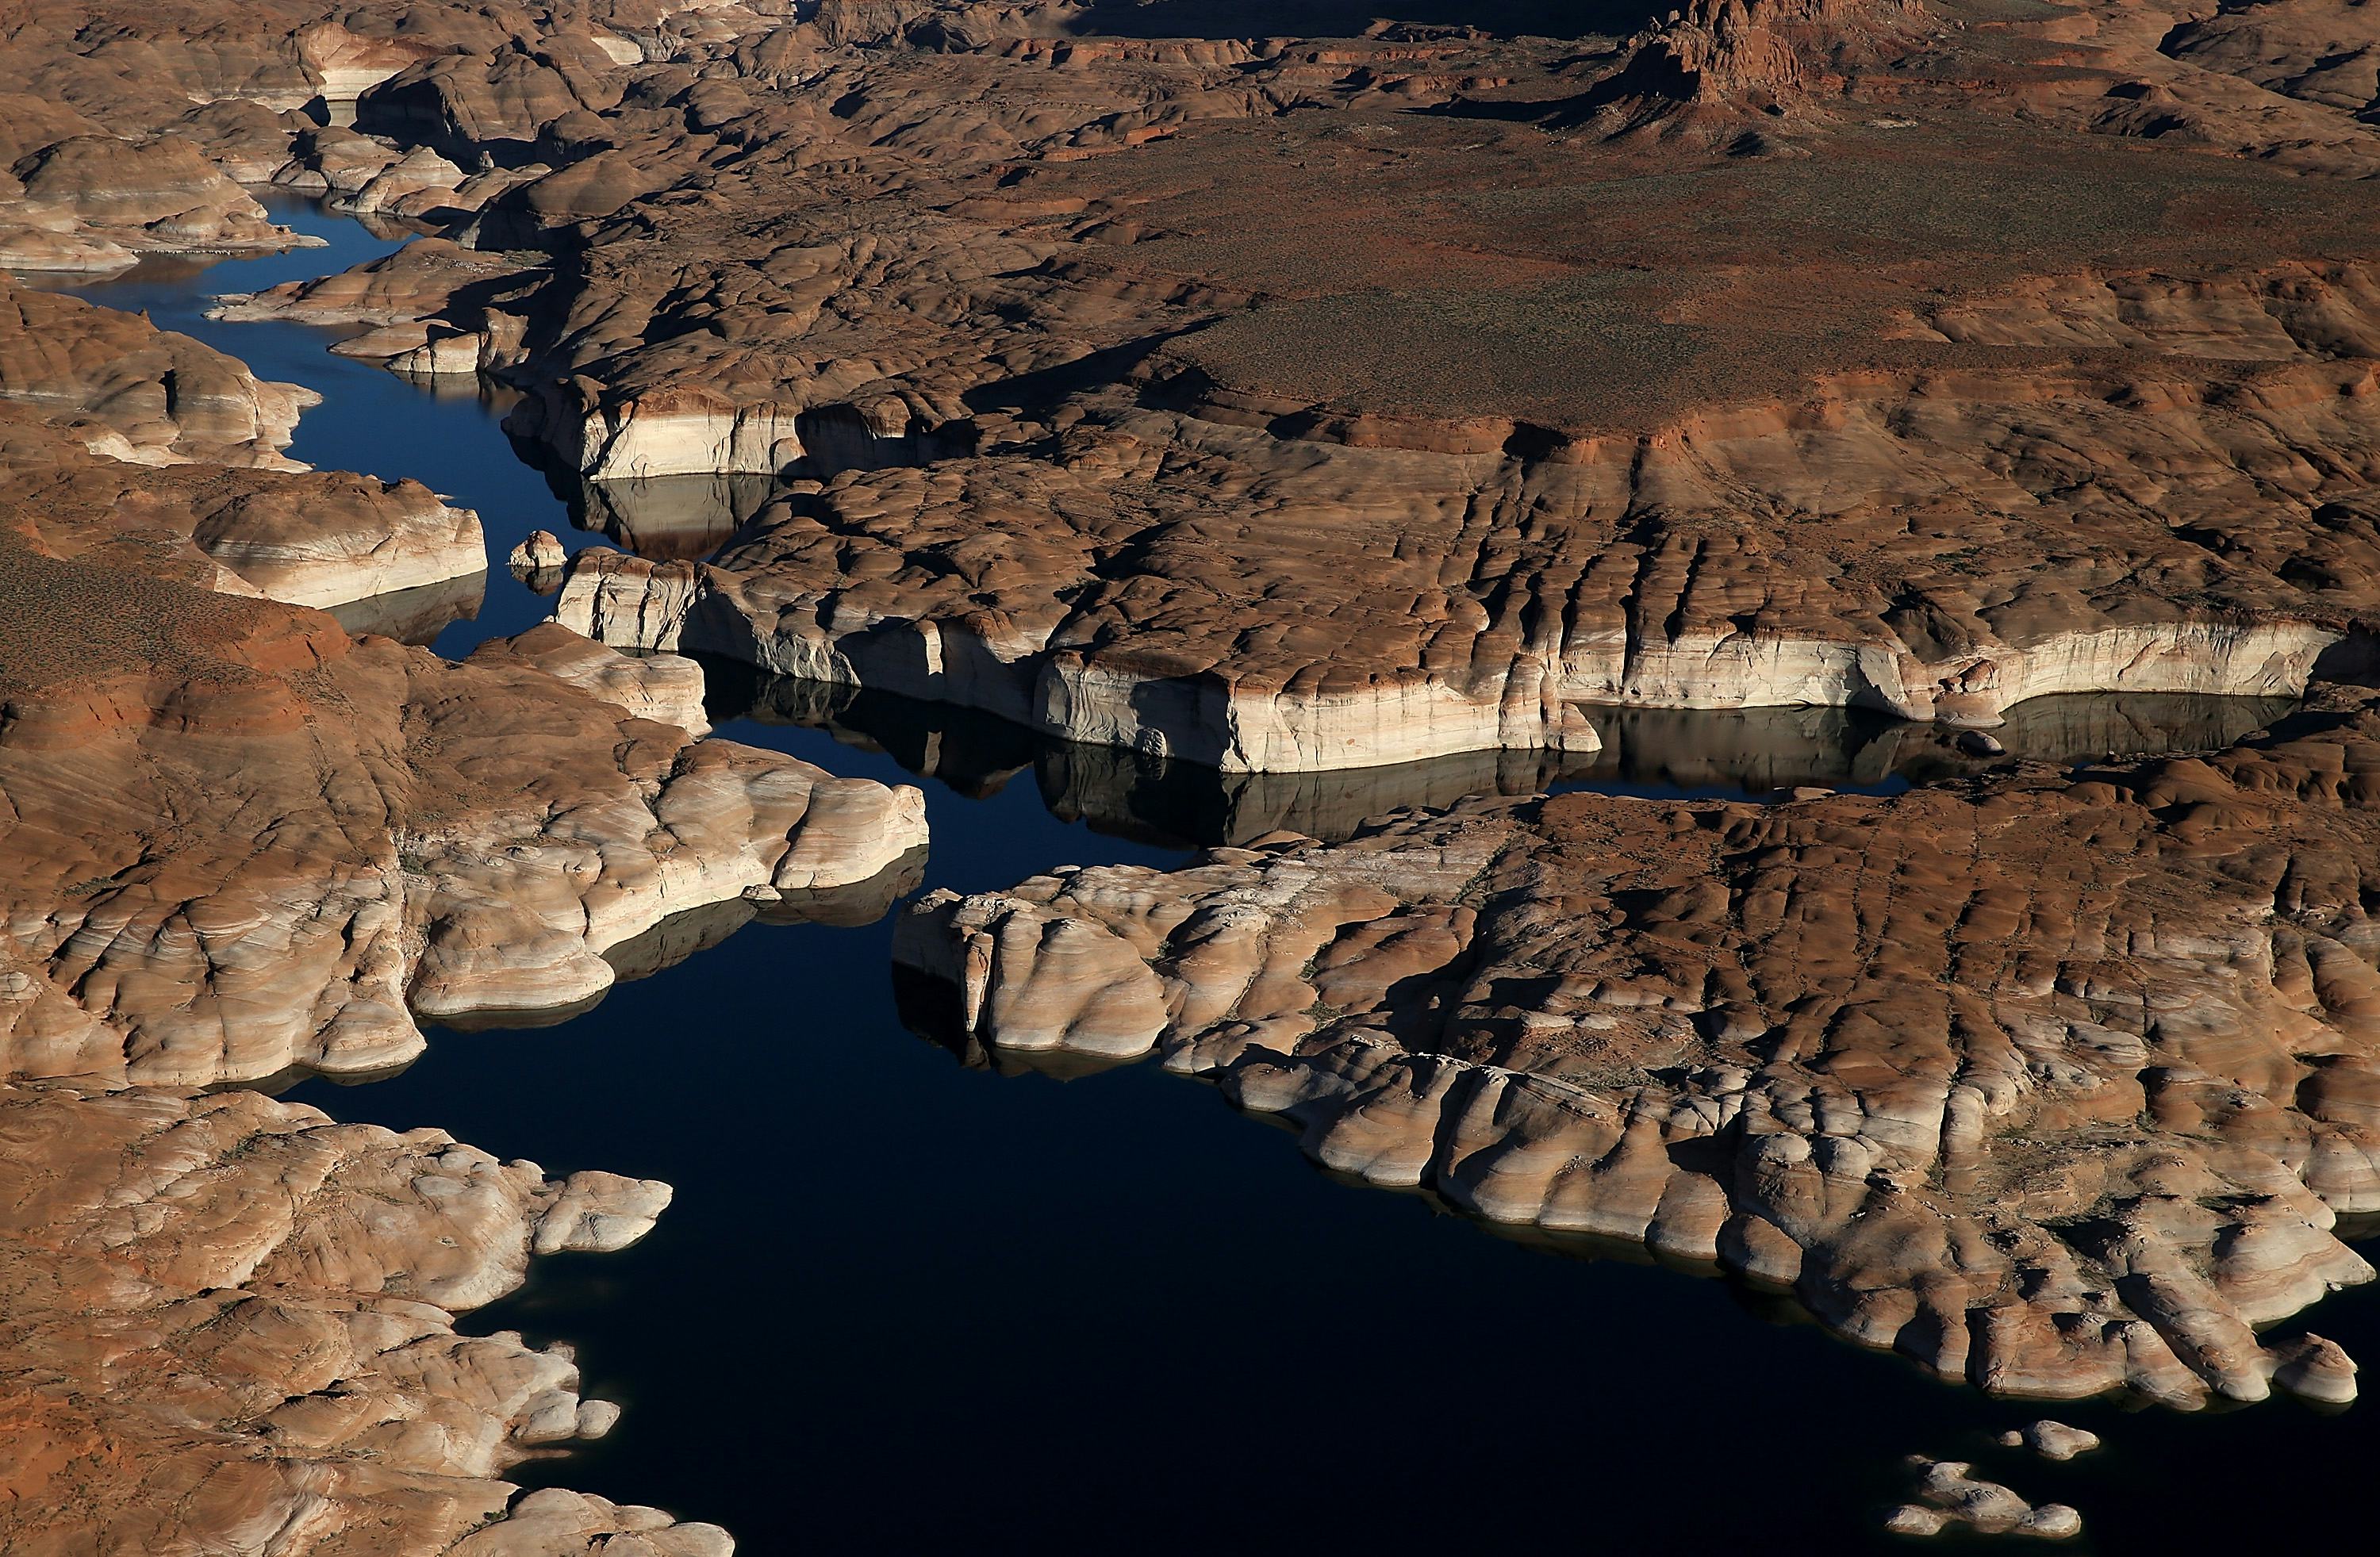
[40,199,2380,1555]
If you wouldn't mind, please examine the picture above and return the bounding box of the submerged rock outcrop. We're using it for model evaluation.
[1886,1459,2082,1540]
[897,683,2380,1408]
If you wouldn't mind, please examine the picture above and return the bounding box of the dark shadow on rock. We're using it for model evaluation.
[963,329,1193,419]
[792,405,977,481]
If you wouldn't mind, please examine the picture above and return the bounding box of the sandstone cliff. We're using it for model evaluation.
[265,0,2380,769]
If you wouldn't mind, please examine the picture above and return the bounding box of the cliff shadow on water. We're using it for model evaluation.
[704,658,2301,849]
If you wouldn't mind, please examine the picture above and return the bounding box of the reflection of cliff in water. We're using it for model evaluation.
[538,468,781,562]
[706,666,2298,849]
[1588,694,2299,796]
[233,846,927,1099]
[328,569,485,644]
[893,962,1149,1082]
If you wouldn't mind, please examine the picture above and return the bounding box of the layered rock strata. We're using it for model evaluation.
[0,276,316,467]
[727,668,2299,851]
[0,221,916,1551]
[444,0,2380,769]
[0,1079,729,1555]
[0,416,488,608]
[0,554,925,1085]
[896,685,2380,1407]
[0,276,497,614]
[0,119,317,274]
[44,0,2372,772]
[471,619,712,735]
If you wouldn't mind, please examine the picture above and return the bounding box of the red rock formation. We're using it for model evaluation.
[213,0,2367,770]
[0,527,925,1085]
[1583,0,1922,141]
[0,179,919,1551]
[0,278,317,466]
[7,2,2380,1547]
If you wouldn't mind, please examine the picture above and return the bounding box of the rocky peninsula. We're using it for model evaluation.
[0,1080,731,1555]
[0,9,941,1544]
[898,679,2380,1407]
[0,315,926,1547]
[0,330,924,1551]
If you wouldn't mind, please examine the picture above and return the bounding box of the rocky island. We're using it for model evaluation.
[2,0,2378,1550]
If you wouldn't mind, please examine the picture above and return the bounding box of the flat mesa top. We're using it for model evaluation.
[1013,105,2376,431]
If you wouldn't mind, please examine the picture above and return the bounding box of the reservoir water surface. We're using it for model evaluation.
[43,197,2380,1555]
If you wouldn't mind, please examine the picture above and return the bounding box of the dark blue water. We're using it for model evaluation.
[46,209,2380,1555]
[40,195,598,655]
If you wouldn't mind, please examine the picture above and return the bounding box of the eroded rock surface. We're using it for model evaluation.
[0,198,921,1551]
[0,106,318,274]
[0,272,493,613]
[225,0,2380,769]
[36,0,2374,770]
[898,684,2380,1406]
[1886,1459,2082,1540]
[0,274,316,467]
[2000,1420,2101,1462]
[6,1,2380,1549]
[0,411,489,608]
[471,619,712,735]
[0,541,924,1085]
[0,1079,730,1555]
